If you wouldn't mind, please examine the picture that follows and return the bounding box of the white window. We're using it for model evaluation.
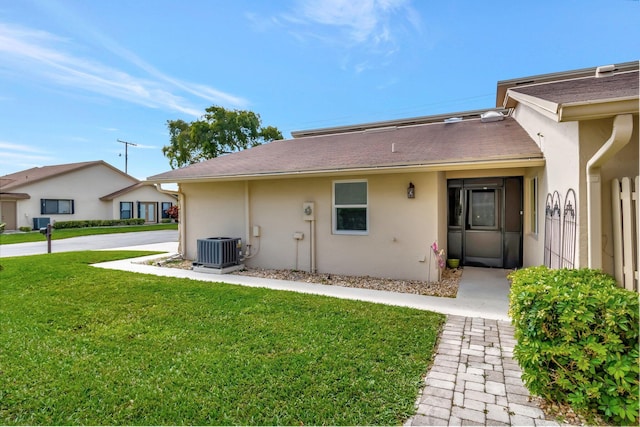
[333,180,368,235]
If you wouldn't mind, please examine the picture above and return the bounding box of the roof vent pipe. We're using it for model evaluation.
[595,64,616,77]
[480,111,505,123]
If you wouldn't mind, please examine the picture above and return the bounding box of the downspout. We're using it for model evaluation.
[155,183,185,256]
[586,114,633,268]
[310,217,316,273]
[244,181,252,258]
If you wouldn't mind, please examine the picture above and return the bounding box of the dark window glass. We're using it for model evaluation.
[336,208,367,231]
[120,202,133,219]
[41,199,73,214]
[469,190,497,228]
[448,187,462,227]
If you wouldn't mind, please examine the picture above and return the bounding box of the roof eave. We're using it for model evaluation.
[504,90,560,121]
[558,97,639,122]
[0,192,31,200]
[495,61,640,107]
[149,157,545,184]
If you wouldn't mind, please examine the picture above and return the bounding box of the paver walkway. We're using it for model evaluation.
[405,315,560,426]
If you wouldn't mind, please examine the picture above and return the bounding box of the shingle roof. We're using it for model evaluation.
[99,182,178,200]
[149,115,543,182]
[495,61,639,107]
[0,161,136,191]
[507,70,638,106]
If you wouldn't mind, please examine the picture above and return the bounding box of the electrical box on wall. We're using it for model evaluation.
[252,225,261,237]
[303,202,315,221]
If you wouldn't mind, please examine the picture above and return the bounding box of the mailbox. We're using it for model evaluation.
[40,224,53,253]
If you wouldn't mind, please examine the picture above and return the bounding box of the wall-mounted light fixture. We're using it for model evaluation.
[407,182,415,199]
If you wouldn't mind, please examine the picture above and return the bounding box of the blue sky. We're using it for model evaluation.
[1,0,638,180]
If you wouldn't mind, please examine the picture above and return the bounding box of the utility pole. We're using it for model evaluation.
[117,139,137,174]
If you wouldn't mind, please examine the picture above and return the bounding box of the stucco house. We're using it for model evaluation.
[0,160,177,230]
[148,62,638,290]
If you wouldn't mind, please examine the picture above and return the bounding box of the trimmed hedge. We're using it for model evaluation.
[53,219,145,229]
[509,266,639,425]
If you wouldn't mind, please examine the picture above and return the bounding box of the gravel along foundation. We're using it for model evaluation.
[149,257,462,298]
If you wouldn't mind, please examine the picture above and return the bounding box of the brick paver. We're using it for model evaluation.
[405,315,561,426]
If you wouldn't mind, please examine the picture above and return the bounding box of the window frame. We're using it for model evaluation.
[40,199,74,215]
[120,201,134,219]
[332,179,369,235]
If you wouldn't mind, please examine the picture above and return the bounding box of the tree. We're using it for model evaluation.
[162,105,284,169]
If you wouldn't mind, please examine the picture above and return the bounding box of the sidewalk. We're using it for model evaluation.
[405,316,559,426]
[94,242,511,321]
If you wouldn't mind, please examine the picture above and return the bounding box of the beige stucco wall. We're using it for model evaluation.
[12,164,136,229]
[513,105,639,275]
[579,115,639,274]
[512,104,582,268]
[181,172,442,281]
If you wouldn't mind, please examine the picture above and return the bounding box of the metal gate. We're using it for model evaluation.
[544,189,576,269]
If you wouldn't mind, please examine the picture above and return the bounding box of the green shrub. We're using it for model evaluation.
[19,226,32,232]
[0,223,5,233]
[53,219,145,229]
[509,266,639,425]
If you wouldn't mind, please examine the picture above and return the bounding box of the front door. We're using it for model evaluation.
[447,177,522,269]
[138,202,157,223]
[1,201,17,230]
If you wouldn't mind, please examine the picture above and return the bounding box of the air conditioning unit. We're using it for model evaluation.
[196,237,242,268]
[33,217,51,230]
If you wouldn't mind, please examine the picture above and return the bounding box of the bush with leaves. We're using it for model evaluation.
[509,266,639,425]
[53,219,145,229]
[165,205,179,221]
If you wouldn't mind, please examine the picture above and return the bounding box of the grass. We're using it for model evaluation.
[0,223,178,245]
[0,251,445,425]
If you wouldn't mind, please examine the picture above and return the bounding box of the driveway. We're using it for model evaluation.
[0,230,178,258]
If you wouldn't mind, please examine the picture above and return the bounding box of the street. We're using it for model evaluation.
[0,230,178,258]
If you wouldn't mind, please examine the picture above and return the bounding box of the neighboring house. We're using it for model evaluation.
[148,62,638,290]
[0,161,177,230]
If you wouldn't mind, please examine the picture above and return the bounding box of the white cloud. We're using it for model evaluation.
[0,22,248,117]
[290,0,417,45]
[0,141,48,153]
[267,0,420,74]
[0,141,54,170]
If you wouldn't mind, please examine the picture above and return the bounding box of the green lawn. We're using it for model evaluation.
[0,251,445,426]
[0,223,178,245]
